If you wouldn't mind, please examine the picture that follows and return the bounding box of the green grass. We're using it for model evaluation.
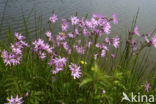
[0,10,156,104]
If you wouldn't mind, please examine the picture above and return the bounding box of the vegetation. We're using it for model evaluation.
[0,10,156,104]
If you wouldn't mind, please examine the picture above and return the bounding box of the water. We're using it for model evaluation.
[0,0,156,61]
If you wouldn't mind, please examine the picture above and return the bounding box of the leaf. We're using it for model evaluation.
[79,78,92,87]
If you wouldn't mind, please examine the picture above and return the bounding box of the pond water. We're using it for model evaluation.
[0,0,156,61]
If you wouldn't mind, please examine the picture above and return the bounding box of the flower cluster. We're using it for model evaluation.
[73,40,85,55]
[56,32,71,54]
[95,36,120,58]
[1,13,121,78]
[32,38,53,59]
[131,25,156,52]
[2,33,28,66]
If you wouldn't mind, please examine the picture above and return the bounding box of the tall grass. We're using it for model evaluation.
[0,10,156,104]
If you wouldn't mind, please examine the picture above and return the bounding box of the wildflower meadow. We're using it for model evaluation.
[0,12,156,104]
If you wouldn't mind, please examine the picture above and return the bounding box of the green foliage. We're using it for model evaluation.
[0,10,156,104]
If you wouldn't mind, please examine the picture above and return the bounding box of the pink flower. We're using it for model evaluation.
[78,18,85,28]
[104,37,111,45]
[15,32,25,40]
[101,49,106,57]
[96,43,101,48]
[1,50,22,66]
[52,67,64,74]
[95,29,102,37]
[39,52,46,59]
[102,89,106,94]
[49,14,58,23]
[56,32,66,41]
[144,36,150,43]
[152,35,156,48]
[63,42,71,54]
[25,92,29,97]
[61,19,69,31]
[85,20,94,29]
[94,54,98,60]
[82,28,89,36]
[131,39,137,51]
[69,63,82,79]
[112,13,118,24]
[73,45,85,55]
[48,56,55,66]
[102,22,111,35]
[91,14,102,26]
[54,56,67,68]
[101,43,108,50]
[71,16,79,25]
[144,82,150,92]
[7,95,23,104]
[11,44,22,55]
[134,25,140,36]
[86,42,92,48]
[147,32,151,37]
[50,56,67,74]
[74,28,79,35]
[111,36,120,48]
[46,31,52,41]
[68,32,75,38]
[32,38,53,58]
[111,54,115,58]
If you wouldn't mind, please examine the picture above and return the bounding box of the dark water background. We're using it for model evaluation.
[0,0,156,62]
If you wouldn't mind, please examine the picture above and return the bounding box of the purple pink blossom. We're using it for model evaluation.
[2,32,28,66]
[32,38,53,59]
[1,50,22,66]
[131,39,137,51]
[46,31,53,41]
[144,82,150,92]
[101,49,106,57]
[94,54,98,60]
[112,13,118,24]
[134,25,140,36]
[102,89,106,94]
[111,54,115,58]
[71,16,79,25]
[68,32,75,38]
[61,19,69,31]
[7,95,23,104]
[73,45,85,55]
[78,18,85,28]
[111,36,120,48]
[152,35,156,48]
[56,32,66,41]
[15,32,25,41]
[49,56,67,74]
[49,13,58,23]
[69,63,82,79]
[102,22,111,35]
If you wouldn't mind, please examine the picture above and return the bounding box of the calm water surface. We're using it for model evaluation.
[0,0,156,61]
